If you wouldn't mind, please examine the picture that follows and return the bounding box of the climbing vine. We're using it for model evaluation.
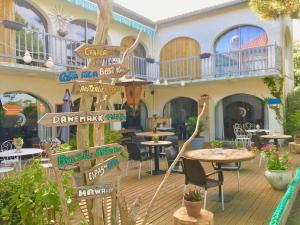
[263,76,284,125]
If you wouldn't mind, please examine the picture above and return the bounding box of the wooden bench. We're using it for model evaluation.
[289,142,300,154]
[173,207,214,225]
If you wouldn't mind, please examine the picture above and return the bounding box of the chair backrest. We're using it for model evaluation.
[233,123,242,129]
[244,122,255,130]
[164,146,177,161]
[182,157,207,186]
[126,142,142,161]
[39,138,61,151]
[254,131,268,148]
[1,140,15,152]
[234,127,247,138]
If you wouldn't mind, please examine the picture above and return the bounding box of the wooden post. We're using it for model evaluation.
[45,144,71,225]
[142,101,207,225]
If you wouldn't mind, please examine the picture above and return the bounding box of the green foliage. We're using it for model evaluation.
[186,116,205,137]
[88,124,122,146]
[263,76,284,125]
[184,189,202,202]
[0,162,76,225]
[294,42,300,87]
[285,91,300,138]
[210,140,223,148]
[249,0,299,19]
[261,145,292,171]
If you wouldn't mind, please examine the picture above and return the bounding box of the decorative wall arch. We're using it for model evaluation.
[160,37,201,80]
[214,93,268,139]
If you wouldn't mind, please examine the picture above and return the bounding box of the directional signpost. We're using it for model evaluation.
[72,81,121,96]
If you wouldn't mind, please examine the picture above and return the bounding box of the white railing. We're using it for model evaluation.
[0,22,281,81]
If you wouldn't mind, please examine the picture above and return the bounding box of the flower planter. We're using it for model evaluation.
[184,200,202,218]
[264,170,292,190]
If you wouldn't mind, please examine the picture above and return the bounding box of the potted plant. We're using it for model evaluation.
[184,188,203,217]
[13,137,23,153]
[262,145,292,190]
[295,131,300,144]
[186,116,205,149]
[152,135,159,143]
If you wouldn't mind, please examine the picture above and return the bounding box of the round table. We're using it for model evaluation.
[246,129,271,134]
[136,131,175,138]
[141,141,172,175]
[260,134,292,147]
[184,148,256,202]
[0,148,43,172]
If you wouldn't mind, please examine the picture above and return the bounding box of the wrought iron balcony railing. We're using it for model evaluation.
[0,22,281,82]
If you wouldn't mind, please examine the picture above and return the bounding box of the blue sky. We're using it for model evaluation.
[114,0,300,41]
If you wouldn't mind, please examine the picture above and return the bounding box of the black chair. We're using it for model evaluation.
[182,157,224,210]
[125,142,153,179]
[212,162,241,191]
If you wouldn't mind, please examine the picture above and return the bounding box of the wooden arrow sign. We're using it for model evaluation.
[54,143,125,168]
[75,44,121,58]
[77,184,113,200]
[57,64,130,84]
[38,110,126,127]
[72,81,120,96]
[85,156,120,182]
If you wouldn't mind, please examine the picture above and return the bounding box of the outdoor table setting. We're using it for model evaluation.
[136,131,175,138]
[141,140,172,175]
[260,134,292,147]
[0,148,44,172]
[184,148,256,202]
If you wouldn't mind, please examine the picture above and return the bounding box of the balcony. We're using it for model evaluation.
[0,22,281,82]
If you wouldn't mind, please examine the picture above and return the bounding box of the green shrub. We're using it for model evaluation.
[1,162,76,225]
[186,116,205,137]
[285,91,300,137]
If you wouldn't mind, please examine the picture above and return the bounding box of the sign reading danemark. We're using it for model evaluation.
[72,81,120,96]
[38,110,126,127]
[57,64,129,84]
[85,156,120,181]
[75,44,121,58]
[54,143,125,168]
[77,184,113,200]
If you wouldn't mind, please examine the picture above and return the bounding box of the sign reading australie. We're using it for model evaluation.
[77,184,113,200]
[75,44,121,59]
[72,81,120,96]
[57,64,129,84]
[85,156,120,181]
[38,110,126,127]
[55,143,125,168]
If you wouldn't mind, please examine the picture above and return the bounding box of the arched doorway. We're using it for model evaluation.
[160,37,200,79]
[120,36,147,76]
[163,97,197,139]
[121,100,148,131]
[215,94,267,140]
[0,92,51,147]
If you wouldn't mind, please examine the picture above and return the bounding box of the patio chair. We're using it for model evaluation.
[243,122,255,130]
[125,142,153,179]
[182,157,224,210]
[0,140,19,170]
[212,162,241,191]
[234,127,252,148]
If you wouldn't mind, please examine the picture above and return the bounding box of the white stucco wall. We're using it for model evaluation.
[154,4,282,60]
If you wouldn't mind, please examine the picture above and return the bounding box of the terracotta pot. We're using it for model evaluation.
[184,200,202,218]
[264,170,292,190]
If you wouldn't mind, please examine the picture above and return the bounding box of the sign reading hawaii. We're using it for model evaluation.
[57,64,129,84]
[77,184,113,200]
[38,110,126,127]
[55,143,125,168]
[85,156,120,181]
[74,44,121,58]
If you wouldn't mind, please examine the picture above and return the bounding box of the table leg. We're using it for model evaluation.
[18,156,22,174]
[147,145,165,175]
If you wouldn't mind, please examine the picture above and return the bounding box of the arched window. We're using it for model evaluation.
[163,97,197,139]
[0,92,51,147]
[160,37,200,80]
[215,26,268,53]
[214,26,268,77]
[66,20,96,43]
[15,0,48,32]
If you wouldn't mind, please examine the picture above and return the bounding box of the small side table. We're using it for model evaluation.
[173,207,214,225]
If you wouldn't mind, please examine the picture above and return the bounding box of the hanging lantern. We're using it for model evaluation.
[115,77,152,115]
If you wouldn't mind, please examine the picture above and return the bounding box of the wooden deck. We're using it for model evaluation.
[72,151,300,225]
